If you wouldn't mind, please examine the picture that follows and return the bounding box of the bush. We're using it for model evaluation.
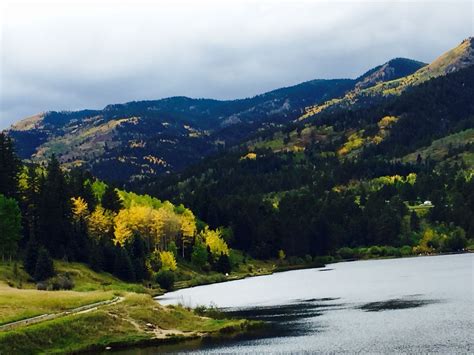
[385,246,401,257]
[155,270,175,291]
[368,246,382,257]
[228,250,244,269]
[36,281,48,290]
[50,273,75,290]
[443,227,468,252]
[400,245,413,256]
[337,247,356,259]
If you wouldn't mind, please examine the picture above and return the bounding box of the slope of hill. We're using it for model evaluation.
[300,37,473,120]
[7,58,424,183]
[140,55,474,259]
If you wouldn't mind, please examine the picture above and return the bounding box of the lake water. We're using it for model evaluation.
[125,254,473,353]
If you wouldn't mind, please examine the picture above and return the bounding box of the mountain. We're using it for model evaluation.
[141,55,474,259]
[7,58,424,183]
[300,37,473,120]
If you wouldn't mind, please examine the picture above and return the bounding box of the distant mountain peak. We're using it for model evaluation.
[355,57,426,91]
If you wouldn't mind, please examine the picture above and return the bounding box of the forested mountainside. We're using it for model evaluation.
[139,52,474,259]
[1,38,473,287]
[7,58,425,182]
[0,134,237,287]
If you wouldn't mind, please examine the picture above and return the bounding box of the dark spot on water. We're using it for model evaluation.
[318,268,334,272]
[358,297,440,312]
[299,297,340,302]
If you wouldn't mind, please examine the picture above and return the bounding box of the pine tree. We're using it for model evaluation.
[113,248,136,282]
[24,237,39,276]
[102,185,122,212]
[37,154,72,257]
[34,247,55,281]
[0,133,20,198]
[214,253,231,274]
[0,194,22,261]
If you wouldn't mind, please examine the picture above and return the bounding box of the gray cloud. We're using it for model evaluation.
[1,0,472,129]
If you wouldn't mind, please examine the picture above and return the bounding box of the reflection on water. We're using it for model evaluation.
[357,296,441,312]
[110,254,474,354]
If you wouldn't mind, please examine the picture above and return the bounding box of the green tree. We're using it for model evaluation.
[113,248,136,282]
[102,185,122,212]
[0,133,20,198]
[24,237,39,276]
[155,270,175,290]
[34,247,55,281]
[214,253,231,274]
[0,194,22,260]
[37,154,72,258]
[191,241,208,269]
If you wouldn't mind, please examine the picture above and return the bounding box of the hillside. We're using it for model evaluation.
[139,49,474,259]
[6,59,424,183]
[300,37,473,120]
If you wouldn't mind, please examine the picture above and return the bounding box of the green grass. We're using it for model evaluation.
[0,293,253,354]
[0,260,256,354]
[55,261,149,293]
[403,129,474,166]
[0,282,114,325]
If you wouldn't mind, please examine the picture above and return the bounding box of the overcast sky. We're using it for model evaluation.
[0,0,472,129]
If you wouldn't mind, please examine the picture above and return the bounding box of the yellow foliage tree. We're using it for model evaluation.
[113,211,133,246]
[71,196,89,221]
[160,250,177,271]
[201,227,229,258]
[88,206,114,240]
[154,207,181,251]
[180,209,196,257]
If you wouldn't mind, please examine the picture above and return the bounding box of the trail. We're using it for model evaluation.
[0,296,124,331]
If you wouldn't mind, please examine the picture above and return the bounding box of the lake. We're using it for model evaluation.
[124,254,474,353]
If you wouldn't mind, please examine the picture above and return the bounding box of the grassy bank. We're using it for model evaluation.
[0,262,259,354]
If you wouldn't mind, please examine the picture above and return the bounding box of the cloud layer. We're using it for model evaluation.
[1,0,472,129]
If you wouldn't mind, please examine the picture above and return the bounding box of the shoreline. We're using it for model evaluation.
[159,250,472,297]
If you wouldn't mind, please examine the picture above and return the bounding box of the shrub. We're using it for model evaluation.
[443,227,468,252]
[385,246,401,257]
[400,245,413,256]
[50,273,75,290]
[36,281,48,290]
[368,246,382,257]
[228,249,243,269]
[337,247,356,259]
[155,270,175,291]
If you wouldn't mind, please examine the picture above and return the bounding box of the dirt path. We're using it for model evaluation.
[0,296,124,331]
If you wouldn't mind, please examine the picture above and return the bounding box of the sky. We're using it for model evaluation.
[0,0,473,129]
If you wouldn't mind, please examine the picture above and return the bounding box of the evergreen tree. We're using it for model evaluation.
[101,185,122,212]
[34,247,55,281]
[37,154,72,257]
[0,194,22,260]
[24,237,39,276]
[410,211,420,231]
[214,253,231,274]
[0,133,20,198]
[113,248,136,282]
